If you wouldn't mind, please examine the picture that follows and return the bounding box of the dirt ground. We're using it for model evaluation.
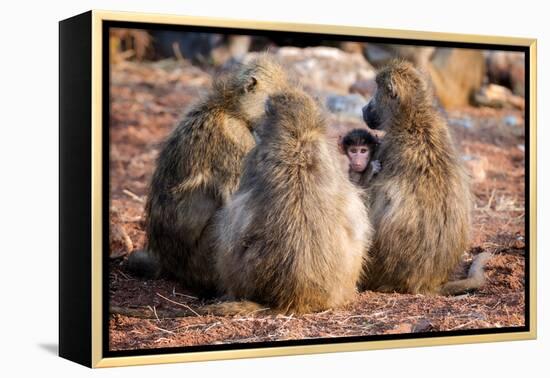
[108,58,526,351]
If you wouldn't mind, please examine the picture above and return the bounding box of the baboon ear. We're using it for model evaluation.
[244,76,258,93]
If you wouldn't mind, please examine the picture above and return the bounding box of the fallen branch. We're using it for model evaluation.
[123,188,145,203]
[157,293,201,317]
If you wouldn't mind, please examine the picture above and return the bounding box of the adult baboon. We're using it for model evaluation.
[130,56,290,297]
[361,60,490,295]
[213,88,372,314]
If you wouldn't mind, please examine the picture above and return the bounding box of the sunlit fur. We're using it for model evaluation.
[143,56,290,297]
[362,60,476,295]
[215,88,372,314]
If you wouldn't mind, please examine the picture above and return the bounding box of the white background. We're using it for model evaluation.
[0,0,547,376]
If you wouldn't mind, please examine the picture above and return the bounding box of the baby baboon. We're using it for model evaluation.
[214,88,372,314]
[132,56,290,297]
[341,128,381,186]
[361,60,490,295]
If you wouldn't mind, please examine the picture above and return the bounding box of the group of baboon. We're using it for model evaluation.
[116,54,491,318]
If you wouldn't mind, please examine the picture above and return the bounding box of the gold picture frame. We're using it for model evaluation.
[59,9,537,368]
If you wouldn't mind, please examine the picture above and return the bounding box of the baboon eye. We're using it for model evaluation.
[387,82,397,99]
[265,98,275,115]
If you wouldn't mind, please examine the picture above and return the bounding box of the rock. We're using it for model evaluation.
[326,94,366,119]
[504,115,520,127]
[246,47,375,95]
[349,79,377,98]
[514,235,526,249]
[385,323,413,335]
[449,117,474,130]
[487,51,525,96]
[462,155,488,182]
[211,35,253,66]
[363,44,393,66]
[340,41,365,54]
[363,44,435,68]
[227,35,252,61]
[473,84,525,110]
[412,319,433,333]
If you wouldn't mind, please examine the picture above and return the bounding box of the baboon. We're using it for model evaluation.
[213,88,372,314]
[341,128,381,186]
[129,56,290,297]
[427,48,486,108]
[361,60,490,295]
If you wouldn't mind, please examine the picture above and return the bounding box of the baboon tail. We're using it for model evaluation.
[110,300,270,319]
[440,252,492,296]
[125,249,160,279]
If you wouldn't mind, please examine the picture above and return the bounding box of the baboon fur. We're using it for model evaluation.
[362,60,489,295]
[214,88,372,314]
[143,56,290,296]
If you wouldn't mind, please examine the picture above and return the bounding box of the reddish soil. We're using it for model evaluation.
[108,60,526,351]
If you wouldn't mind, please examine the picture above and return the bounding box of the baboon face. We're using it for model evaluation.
[341,128,379,174]
[362,60,427,131]
[346,145,370,173]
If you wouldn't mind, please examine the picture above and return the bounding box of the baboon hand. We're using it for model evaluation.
[371,160,382,174]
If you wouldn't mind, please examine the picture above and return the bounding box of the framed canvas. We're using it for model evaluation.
[59,10,537,368]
